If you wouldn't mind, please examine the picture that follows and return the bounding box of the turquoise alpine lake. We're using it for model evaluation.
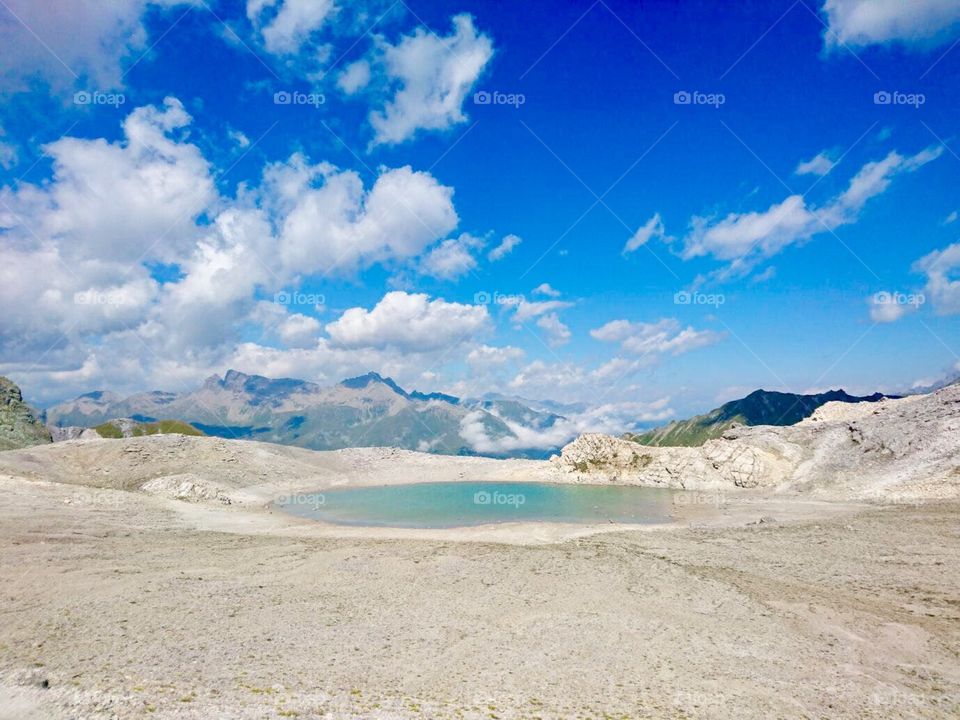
[275,482,675,529]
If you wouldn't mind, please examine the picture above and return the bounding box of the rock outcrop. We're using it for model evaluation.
[0,376,53,451]
[554,384,960,502]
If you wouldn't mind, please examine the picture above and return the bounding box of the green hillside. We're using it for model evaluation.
[93,419,206,439]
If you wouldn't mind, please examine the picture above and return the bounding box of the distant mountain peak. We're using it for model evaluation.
[341,371,405,395]
[340,372,460,405]
[78,390,120,402]
[222,369,250,388]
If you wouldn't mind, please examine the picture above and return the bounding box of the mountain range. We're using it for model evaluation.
[627,389,895,447]
[43,370,566,458]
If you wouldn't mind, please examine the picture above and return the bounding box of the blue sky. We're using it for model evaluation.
[1,0,959,428]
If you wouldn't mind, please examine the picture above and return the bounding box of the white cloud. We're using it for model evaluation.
[0,98,489,400]
[512,299,574,323]
[278,313,322,348]
[683,147,943,278]
[0,0,194,93]
[914,243,960,316]
[943,210,957,225]
[532,283,561,297]
[591,318,724,357]
[459,397,674,454]
[264,157,459,276]
[369,14,493,146]
[822,0,960,49]
[247,0,338,55]
[536,313,571,347]
[488,233,521,261]
[325,291,489,352]
[41,97,215,263]
[623,212,665,254]
[337,59,371,94]
[466,344,524,368]
[795,150,837,176]
[419,233,483,280]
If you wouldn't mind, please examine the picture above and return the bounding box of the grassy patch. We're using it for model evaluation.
[93,422,123,439]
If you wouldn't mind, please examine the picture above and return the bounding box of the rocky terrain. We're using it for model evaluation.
[0,376,52,451]
[628,388,892,447]
[0,382,957,718]
[555,384,960,503]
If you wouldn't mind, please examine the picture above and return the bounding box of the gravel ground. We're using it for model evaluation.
[0,438,957,719]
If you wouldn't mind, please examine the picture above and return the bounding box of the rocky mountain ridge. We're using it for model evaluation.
[0,376,52,451]
[554,385,960,502]
[628,388,894,447]
[43,370,564,458]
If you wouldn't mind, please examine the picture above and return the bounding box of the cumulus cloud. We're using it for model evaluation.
[532,283,561,297]
[914,243,960,316]
[591,318,724,357]
[795,150,837,176]
[0,0,194,93]
[683,147,943,279]
[369,14,493,146]
[262,156,458,276]
[623,212,666,254]
[536,313,571,347]
[42,97,215,263]
[246,0,337,55]
[418,233,484,280]
[278,313,322,348]
[822,0,960,49]
[488,233,521,261]
[337,59,371,94]
[466,344,524,368]
[512,299,574,324]
[325,291,489,351]
[0,98,482,399]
